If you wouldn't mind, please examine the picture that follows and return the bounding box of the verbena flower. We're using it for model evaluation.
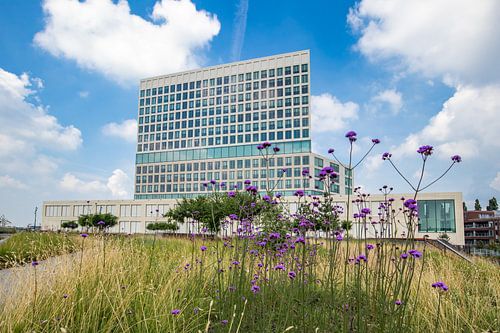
[200,245,207,251]
[288,271,296,280]
[361,208,371,215]
[372,138,381,144]
[431,281,449,292]
[273,147,280,152]
[395,300,402,305]
[274,263,285,270]
[400,253,409,259]
[97,221,105,226]
[244,179,252,185]
[345,130,357,142]
[366,244,375,250]
[81,233,88,238]
[31,261,39,267]
[210,179,216,185]
[294,190,305,197]
[232,260,240,266]
[328,148,335,154]
[408,249,422,258]
[221,320,228,325]
[451,155,462,163]
[251,285,260,294]
[228,191,236,198]
[417,145,433,156]
[382,152,392,160]
[171,309,181,315]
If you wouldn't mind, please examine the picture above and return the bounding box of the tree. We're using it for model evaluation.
[78,213,118,229]
[61,221,78,229]
[474,199,481,211]
[486,197,498,211]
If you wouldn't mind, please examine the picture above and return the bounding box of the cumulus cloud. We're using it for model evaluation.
[0,67,82,177]
[311,94,359,133]
[490,172,500,192]
[34,0,221,84]
[349,0,500,86]
[371,89,402,115]
[102,119,137,143]
[0,175,28,190]
[59,169,131,198]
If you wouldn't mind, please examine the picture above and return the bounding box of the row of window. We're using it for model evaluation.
[140,97,310,115]
[140,64,309,97]
[137,130,310,151]
[135,141,311,164]
[139,81,309,106]
[136,155,312,174]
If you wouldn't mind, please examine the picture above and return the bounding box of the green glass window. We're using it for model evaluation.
[418,200,456,232]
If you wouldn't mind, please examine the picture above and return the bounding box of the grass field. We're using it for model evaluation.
[0,233,498,332]
[0,232,76,269]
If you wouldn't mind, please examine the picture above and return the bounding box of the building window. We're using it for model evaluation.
[418,200,456,232]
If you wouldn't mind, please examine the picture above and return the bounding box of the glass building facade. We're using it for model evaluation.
[134,50,351,199]
[418,200,456,232]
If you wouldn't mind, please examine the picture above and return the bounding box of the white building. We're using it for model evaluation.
[41,50,464,245]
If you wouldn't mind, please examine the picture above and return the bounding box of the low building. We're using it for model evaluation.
[464,210,500,246]
[42,192,464,245]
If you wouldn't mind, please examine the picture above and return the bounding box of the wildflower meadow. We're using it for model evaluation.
[0,131,499,332]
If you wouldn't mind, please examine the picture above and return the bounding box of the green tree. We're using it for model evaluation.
[462,202,467,212]
[486,197,498,211]
[61,221,78,229]
[474,199,481,211]
[78,213,118,229]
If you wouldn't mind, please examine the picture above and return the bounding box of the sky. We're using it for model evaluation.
[0,0,499,226]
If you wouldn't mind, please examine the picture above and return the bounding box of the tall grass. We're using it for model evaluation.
[0,235,497,332]
[0,232,76,268]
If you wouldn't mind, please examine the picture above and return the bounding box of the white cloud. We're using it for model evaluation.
[59,169,131,198]
[78,91,89,98]
[107,169,131,198]
[490,172,500,192]
[349,0,500,86]
[311,93,359,133]
[371,89,402,115]
[102,119,137,143]
[34,0,221,84]
[0,175,28,190]
[230,0,249,61]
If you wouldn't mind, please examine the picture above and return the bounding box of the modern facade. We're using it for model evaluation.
[134,50,351,199]
[41,192,464,245]
[41,50,465,245]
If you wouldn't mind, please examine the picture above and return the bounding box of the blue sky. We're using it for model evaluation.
[0,0,499,225]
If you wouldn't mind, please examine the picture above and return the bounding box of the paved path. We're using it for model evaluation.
[0,251,82,308]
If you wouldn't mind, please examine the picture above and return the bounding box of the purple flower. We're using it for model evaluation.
[232,261,240,266]
[274,263,285,270]
[372,138,381,144]
[273,147,280,152]
[97,221,105,226]
[288,271,296,280]
[366,244,375,250]
[221,320,229,325]
[262,195,271,202]
[336,234,343,241]
[395,300,402,305]
[361,208,371,215]
[228,191,236,198]
[275,193,282,198]
[403,199,418,211]
[200,245,207,252]
[210,179,216,185]
[451,155,462,163]
[328,148,335,154]
[356,254,367,263]
[408,249,422,258]
[417,145,433,156]
[31,261,39,267]
[202,182,208,187]
[382,152,392,160]
[294,190,305,197]
[431,281,449,292]
[244,179,252,185]
[400,253,409,259]
[257,145,264,150]
[229,214,239,220]
[171,309,181,315]
[63,294,69,299]
[294,236,305,244]
[81,233,88,238]
[302,169,310,176]
[220,182,226,187]
[345,130,357,142]
[251,285,260,294]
